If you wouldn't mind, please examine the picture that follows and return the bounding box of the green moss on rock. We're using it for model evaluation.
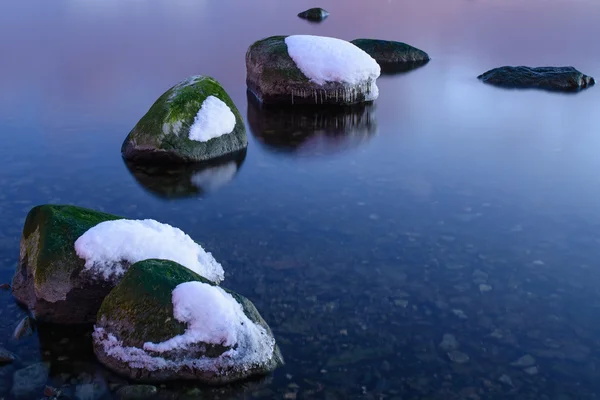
[12,205,123,324]
[94,259,284,383]
[122,76,247,164]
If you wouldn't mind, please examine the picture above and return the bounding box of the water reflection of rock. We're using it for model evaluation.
[124,150,246,199]
[247,92,377,157]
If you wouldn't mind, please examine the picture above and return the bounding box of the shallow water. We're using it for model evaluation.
[2,0,600,398]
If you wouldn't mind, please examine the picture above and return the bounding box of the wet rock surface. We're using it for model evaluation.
[478,66,595,91]
[297,7,329,22]
[350,39,430,73]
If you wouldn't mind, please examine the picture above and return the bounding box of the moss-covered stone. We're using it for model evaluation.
[350,39,430,73]
[246,36,379,105]
[122,76,247,164]
[12,205,123,324]
[297,7,329,22]
[478,66,595,92]
[94,259,284,384]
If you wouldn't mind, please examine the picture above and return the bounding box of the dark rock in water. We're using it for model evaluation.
[478,66,595,91]
[0,283,10,290]
[12,205,123,324]
[0,347,15,365]
[122,75,247,164]
[246,35,380,105]
[11,363,49,399]
[350,39,430,73]
[13,316,34,340]
[124,149,246,200]
[297,7,329,22]
[116,385,158,399]
[93,259,284,384]
[247,91,377,157]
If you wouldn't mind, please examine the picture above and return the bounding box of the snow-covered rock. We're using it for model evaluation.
[93,259,284,384]
[12,205,223,324]
[122,75,247,164]
[246,35,380,105]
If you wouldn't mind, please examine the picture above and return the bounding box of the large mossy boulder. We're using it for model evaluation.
[350,39,430,73]
[297,7,329,22]
[12,205,224,324]
[93,259,284,384]
[246,35,380,106]
[122,76,247,164]
[477,66,595,92]
[12,205,122,324]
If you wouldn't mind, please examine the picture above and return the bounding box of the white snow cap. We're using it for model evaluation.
[188,95,236,142]
[284,35,381,86]
[93,281,276,373]
[74,219,224,283]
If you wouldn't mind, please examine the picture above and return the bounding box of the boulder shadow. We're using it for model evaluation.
[246,91,377,158]
[124,150,246,200]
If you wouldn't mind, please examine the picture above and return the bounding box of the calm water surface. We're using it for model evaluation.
[2,0,600,398]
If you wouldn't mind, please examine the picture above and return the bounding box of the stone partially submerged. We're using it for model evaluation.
[122,76,247,164]
[297,7,329,22]
[93,259,284,384]
[12,205,223,324]
[246,35,380,105]
[350,39,430,73]
[478,66,595,92]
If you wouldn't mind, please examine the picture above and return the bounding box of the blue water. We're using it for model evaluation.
[1,0,600,398]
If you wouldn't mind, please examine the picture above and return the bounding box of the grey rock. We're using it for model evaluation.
[447,350,470,364]
[439,334,459,351]
[0,346,15,364]
[511,354,536,368]
[499,374,514,387]
[524,366,539,375]
[479,284,492,293]
[297,7,329,22]
[11,362,49,399]
[472,269,488,284]
[350,39,430,73]
[13,316,33,340]
[116,385,158,399]
[75,382,109,400]
[478,66,594,92]
[452,309,468,320]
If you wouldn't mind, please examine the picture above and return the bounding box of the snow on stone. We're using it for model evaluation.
[93,281,276,373]
[74,219,224,283]
[188,96,236,142]
[190,161,237,192]
[284,35,381,86]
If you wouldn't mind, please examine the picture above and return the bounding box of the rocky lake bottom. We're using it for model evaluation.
[2,0,600,398]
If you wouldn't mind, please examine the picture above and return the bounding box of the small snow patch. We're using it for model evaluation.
[189,96,236,142]
[284,35,380,86]
[93,281,276,373]
[74,219,224,283]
